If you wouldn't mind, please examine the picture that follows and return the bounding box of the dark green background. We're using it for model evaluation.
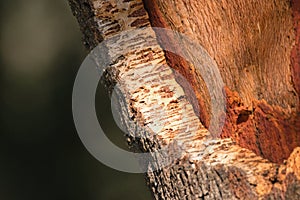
[0,0,152,199]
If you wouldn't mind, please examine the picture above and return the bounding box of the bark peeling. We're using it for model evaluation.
[143,0,300,164]
[68,0,300,199]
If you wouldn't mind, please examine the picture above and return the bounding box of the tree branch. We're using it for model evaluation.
[68,0,300,199]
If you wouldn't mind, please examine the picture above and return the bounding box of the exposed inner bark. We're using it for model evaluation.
[68,0,300,199]
[292,0,300,101]
[143,0,300,163]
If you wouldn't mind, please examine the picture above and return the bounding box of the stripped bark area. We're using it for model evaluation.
[68,0,300,199]
[143,0,300,164]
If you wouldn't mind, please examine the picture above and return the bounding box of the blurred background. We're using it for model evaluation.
[0,0,152,199]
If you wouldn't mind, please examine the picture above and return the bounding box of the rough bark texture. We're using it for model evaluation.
[68,0,300,199]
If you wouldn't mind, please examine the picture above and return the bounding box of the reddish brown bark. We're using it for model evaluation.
[143,0,300,163]
[222,88,300,163]
[69,0,300,198]
[292,0,300,103]
[143,0,211,133]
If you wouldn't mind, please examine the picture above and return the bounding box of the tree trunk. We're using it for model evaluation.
[68,0,300,199]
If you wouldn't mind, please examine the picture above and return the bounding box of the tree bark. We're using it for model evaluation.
[68,0,300,199]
